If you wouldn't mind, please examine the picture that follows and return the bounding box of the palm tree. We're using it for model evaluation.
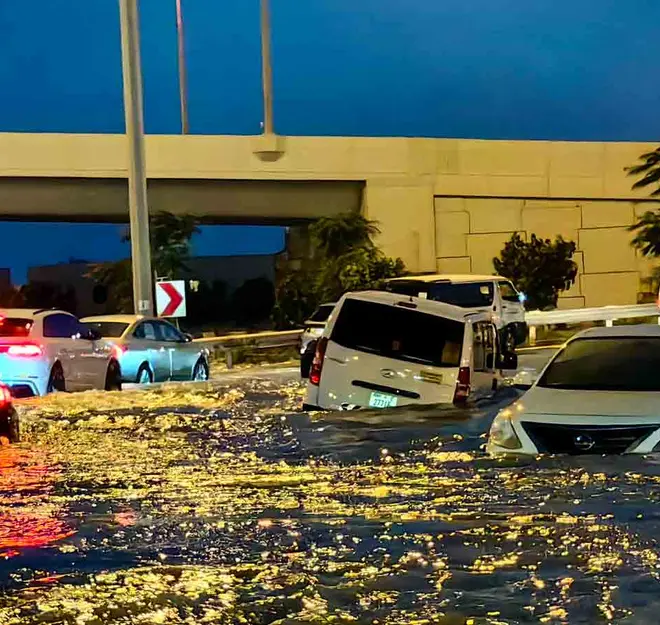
[627,147,660,196]
[629,210,660,258]
[627,147,660,258]
[310,212,380,258]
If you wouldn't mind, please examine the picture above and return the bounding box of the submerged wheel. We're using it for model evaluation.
[7,412,19,444]
[192,358,210,382]
[136,364,154,385]
[46,363,66,394]
[105,361,122,391]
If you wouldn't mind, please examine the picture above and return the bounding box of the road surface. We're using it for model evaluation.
[1,345,657,624]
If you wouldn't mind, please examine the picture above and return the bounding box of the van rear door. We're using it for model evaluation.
[316,297,465,409]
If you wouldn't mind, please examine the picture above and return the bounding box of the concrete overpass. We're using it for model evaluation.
[0,132,658,308]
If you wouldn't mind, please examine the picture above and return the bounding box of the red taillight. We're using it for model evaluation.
[0,343,43,357]
[309,337,329,386]
[0,384,11,408]
[112,344,126,359]
[453,366,471,404]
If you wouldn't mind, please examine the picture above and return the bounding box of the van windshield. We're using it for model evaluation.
[427,282,494,308]
[331,298,465,367]
[387,280,494,308]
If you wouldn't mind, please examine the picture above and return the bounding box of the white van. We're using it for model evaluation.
[385,274,527,352]
[303,291,516,411]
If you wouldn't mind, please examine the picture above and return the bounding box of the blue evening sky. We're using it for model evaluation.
[0,0,659,282]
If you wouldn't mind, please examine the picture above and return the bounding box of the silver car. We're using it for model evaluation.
[81,315,210,384]
[300,303,336,356]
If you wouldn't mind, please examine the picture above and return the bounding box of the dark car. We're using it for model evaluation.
[0,384,19,443]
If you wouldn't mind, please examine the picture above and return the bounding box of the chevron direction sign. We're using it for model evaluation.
[156,280,186,318]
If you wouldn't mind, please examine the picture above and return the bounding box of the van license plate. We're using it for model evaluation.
[369,392,398,408]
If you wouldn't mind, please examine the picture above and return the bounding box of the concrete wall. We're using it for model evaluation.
[1,133,658,306]
[435,198,660,308]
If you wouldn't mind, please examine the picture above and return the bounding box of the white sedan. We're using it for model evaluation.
[0,308,121,397]
[487,325,660,455]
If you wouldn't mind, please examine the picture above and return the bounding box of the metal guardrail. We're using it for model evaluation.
[526,303,660,326]
[194,330,303,368]
[192,303,660,363]
[526,303,660,345]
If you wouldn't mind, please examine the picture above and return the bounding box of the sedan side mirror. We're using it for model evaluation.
[182,333,193,343]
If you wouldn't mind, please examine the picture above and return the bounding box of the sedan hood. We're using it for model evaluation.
[520,386,660,419]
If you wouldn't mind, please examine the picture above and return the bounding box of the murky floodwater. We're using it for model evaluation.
[0,377,659,624]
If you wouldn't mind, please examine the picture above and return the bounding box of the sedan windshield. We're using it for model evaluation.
[82,321,129,338]
[538,337,660,392]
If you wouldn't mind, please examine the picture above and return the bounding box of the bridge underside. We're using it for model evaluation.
[0,178,364,225]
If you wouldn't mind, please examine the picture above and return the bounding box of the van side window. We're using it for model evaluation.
[473,322,496,372]
[498,281,520,303]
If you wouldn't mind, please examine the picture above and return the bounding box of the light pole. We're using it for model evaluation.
[175,0,190,134]
[260,0,274,135]
[118,0,154,316]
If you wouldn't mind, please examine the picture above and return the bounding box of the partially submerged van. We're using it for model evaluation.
[303,291,516,411]
[385,274,527,352]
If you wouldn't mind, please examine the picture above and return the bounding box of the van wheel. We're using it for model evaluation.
[105,361,122,391]
[192,358,210,382]
[136,364,154,385]
[47,363,66,394]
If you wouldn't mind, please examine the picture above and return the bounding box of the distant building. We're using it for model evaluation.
[28,254,277,317]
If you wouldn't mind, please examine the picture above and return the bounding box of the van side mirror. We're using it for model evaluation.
[497,352,518,370]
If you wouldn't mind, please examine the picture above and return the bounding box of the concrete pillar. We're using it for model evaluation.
[284,224,312,270]
[362,178,436,273]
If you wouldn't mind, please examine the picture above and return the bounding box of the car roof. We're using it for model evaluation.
[571,324,660,340]
[343,290,486,323]
[386,273,505,284]
[0,308,67,318]
[81,314,146,324]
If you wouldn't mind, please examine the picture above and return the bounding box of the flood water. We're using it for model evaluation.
[0,376,659,624]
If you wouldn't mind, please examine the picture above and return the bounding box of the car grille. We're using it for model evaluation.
[521,422,658,455]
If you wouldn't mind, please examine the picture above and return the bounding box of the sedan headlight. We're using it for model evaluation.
[489,411,522,450]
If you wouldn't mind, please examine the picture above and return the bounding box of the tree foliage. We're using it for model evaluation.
[87,211,200,313]
[123,212,201,278]
[87,259,134,314]
[0,282,78,313]
[627,147,660,196]
[493,233,578,311]
[628,210,660,258]
[231,277,275,326]
[310,213,380,257]
[273,212,406,328]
